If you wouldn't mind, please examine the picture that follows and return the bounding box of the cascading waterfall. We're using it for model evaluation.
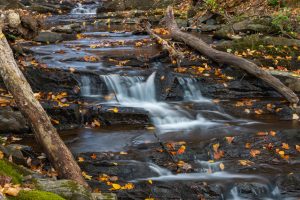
[71,3,98,14]
[177,77,209,102]
[101,72,217,132]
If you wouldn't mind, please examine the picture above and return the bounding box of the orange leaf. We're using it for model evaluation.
[250,149,261,157]
[282,143,290,150]
[177,145,186,154]
[225,137,234,144]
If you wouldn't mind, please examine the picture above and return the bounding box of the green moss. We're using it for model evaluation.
[9,190,66,200]
[0,160,22,184]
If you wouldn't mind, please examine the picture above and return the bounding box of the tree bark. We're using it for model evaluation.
[0,21,88,187]
[163,6,299,105]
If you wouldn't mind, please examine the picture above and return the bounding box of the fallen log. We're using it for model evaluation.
[142,21,184,65]
[163,6,299,105]
[0,15,88,187]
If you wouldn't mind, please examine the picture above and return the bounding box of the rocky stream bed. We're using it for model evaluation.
[0,1,300,200]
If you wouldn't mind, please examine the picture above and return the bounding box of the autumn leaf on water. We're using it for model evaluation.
[108,107,119,113]
[219,163,225,170]
[78,157,85,162]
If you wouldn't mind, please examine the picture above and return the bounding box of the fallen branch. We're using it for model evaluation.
[163,6,299,105]
[142,21,184,65]
[0,14,88,187]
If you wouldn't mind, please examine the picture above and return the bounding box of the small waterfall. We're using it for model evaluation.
[148,163,172,176]
[80,75,91,96]
[71,3,98,14]
[177,77,208,102]
[101,73,216,132]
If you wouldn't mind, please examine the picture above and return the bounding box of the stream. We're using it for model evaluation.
[26,3,300,200]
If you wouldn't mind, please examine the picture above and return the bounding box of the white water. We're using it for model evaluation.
[80,75,92,96]
[101,73,217,133]
[71,3,98,15]
[177,77,209,102]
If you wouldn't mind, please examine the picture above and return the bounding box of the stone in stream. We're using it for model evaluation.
[0,108,29,133]
[34,31,77,43]
[52,23,84,34]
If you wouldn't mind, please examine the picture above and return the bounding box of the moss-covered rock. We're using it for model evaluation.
[0,160,22,184]
[9,190,65,200]
[36,179,93,200]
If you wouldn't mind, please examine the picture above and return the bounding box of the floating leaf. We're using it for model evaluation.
[219,163,225,170]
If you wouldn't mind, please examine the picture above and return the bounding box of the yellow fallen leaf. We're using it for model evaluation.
[219,163,225,170]
[148,179,153,184]
[213,143,219,152]
[78,157,85,162]
[111,183,121,190]
[82,172,92,180]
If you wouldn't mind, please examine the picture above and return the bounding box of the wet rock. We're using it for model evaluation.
[36,179,93,200]
[0,144,34,166]
[23,67,80,95]
[34,31,63,43]
[0,108,29,133]
[199,24,221,32]
[52,23,84,34]
[30,4,58,13]
[34,31,76,43]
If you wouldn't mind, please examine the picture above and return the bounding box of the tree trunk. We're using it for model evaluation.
[163,6,299,105]
[0,22,88,187]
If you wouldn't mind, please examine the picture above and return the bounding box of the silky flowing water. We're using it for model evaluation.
[26,4,300,199]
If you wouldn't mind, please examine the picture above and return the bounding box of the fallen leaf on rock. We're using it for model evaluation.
[282,143,290,150]
[225,137,234,144]
[239,160,254,166]
[296,145,300,152]
[177,145,186,154]
[250,149,261,157]
[82,172,92,180]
